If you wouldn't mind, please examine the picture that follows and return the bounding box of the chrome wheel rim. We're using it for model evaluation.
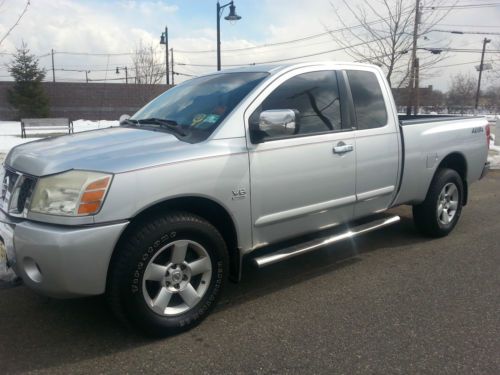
[142,239,212,316]
[437,182,459,226]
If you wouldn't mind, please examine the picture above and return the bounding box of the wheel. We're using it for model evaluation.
[413,168,464,238]
[107,211,228,336]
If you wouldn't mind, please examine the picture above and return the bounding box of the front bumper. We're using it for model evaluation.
[0,209,128,298]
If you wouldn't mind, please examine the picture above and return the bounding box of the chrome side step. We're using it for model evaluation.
[253,215,400,268]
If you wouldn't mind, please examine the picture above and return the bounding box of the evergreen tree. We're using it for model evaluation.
[7,43,49,118]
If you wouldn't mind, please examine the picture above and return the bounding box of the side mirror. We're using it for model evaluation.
[258,109,298,138]
[119,114,130,124]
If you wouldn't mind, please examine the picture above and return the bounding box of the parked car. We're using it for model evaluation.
[0,62,490,336]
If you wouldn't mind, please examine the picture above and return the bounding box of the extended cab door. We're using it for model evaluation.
[245,67,357,248]
[345,69,401,218]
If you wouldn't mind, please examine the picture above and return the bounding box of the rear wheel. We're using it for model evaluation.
[107,211,228,336]
[413,168,464,238]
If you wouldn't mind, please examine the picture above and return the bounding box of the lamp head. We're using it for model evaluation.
[225,3,241,21]
[160,33,166,45]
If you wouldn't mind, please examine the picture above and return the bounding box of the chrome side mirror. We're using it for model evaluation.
[258,109,298,137]
[119,114,130,124]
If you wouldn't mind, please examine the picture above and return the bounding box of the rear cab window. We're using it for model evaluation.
[346,70,388,130]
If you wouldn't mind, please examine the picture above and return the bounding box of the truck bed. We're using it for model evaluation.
[398,114,483,126]
[392,115,489,207]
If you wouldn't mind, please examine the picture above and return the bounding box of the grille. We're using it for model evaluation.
[1,167,37,216]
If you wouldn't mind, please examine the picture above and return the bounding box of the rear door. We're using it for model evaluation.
[345,69,400,218]
[245,67,357,248]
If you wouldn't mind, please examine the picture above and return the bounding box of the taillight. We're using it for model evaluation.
[486,124,490,149]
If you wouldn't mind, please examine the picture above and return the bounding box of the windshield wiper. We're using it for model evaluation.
[123,117,186,136]
[120,118,138,126]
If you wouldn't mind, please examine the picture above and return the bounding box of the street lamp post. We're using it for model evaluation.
[115,66,128,84]
[216,1,241,71]
[160,26,170,85]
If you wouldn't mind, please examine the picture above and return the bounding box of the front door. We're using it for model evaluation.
[246,68,357,248]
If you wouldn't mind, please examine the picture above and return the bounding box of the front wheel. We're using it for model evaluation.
[413,168,464,238]
[107,212,228,336]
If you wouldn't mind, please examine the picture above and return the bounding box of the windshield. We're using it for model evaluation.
[129,72,269,142]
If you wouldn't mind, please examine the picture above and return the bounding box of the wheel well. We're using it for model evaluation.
[437,153,468,205]
[116,196,240,282]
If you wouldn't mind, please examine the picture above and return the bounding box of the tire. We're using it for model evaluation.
[107,211,228,337]
[413,168,464,238]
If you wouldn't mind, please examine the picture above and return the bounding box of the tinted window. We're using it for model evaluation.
[251,70,343,140]
[347,70,388,129]
[131,72,268,143]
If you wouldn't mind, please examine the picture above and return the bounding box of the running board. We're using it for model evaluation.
[253,215,400,268]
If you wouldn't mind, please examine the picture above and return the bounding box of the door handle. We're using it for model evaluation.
[333,142,354,154]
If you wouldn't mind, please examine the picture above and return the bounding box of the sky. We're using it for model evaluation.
[0,0,499,91]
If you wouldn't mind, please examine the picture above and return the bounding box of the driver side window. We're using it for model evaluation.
[250,70,343,141]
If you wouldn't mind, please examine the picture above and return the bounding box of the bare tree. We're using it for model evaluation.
[483,85,499,114]
[328,0,455,88]
[132,41,163,85]
[447,73,476,114]
[0,0,30,47]
[488,39,500,85]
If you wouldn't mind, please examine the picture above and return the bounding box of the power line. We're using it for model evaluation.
[177,36,391,67]
[429,22,500,28]
[175,11,412,54]
[424,2,500,9]
[432,29,500,36]
[54,51,134,56]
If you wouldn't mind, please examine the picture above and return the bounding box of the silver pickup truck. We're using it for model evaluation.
[0,62,489,336]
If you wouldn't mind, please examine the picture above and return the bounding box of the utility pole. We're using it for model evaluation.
[124,66,128,84]
[165,26,169,85]
[414,58,420,115]
[159,26,170,85]
[475,37,491,112]
[170,48,174,85]
[406,0,420,116]
[51,49,55,82]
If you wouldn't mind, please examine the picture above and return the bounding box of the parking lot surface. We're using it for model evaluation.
[0,172,499,374]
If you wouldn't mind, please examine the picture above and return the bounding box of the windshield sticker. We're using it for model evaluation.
[191,114,207,126]
[204,114,220,124]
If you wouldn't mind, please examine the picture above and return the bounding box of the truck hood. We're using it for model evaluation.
[5,127,201,176]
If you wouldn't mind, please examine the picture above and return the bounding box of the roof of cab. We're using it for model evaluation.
[208,61,377,76]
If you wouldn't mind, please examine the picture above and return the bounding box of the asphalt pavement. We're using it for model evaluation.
[0,172,499,374]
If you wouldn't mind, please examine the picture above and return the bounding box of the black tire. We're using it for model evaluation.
[107,211,228,337]
[413,168,464,238]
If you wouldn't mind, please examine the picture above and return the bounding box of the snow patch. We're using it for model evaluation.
[0,120,118,153]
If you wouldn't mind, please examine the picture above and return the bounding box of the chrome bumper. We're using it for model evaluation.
[0,209,128,298]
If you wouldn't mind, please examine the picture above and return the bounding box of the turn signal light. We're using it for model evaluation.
[77,176,111,215]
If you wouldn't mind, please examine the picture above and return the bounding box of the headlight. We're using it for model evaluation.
[30,171,112,216]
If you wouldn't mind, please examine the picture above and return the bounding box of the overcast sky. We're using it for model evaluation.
[0,0,499,90]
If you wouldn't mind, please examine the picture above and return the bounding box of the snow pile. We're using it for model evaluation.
[488,140,500,170]
[0,120,118,153]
